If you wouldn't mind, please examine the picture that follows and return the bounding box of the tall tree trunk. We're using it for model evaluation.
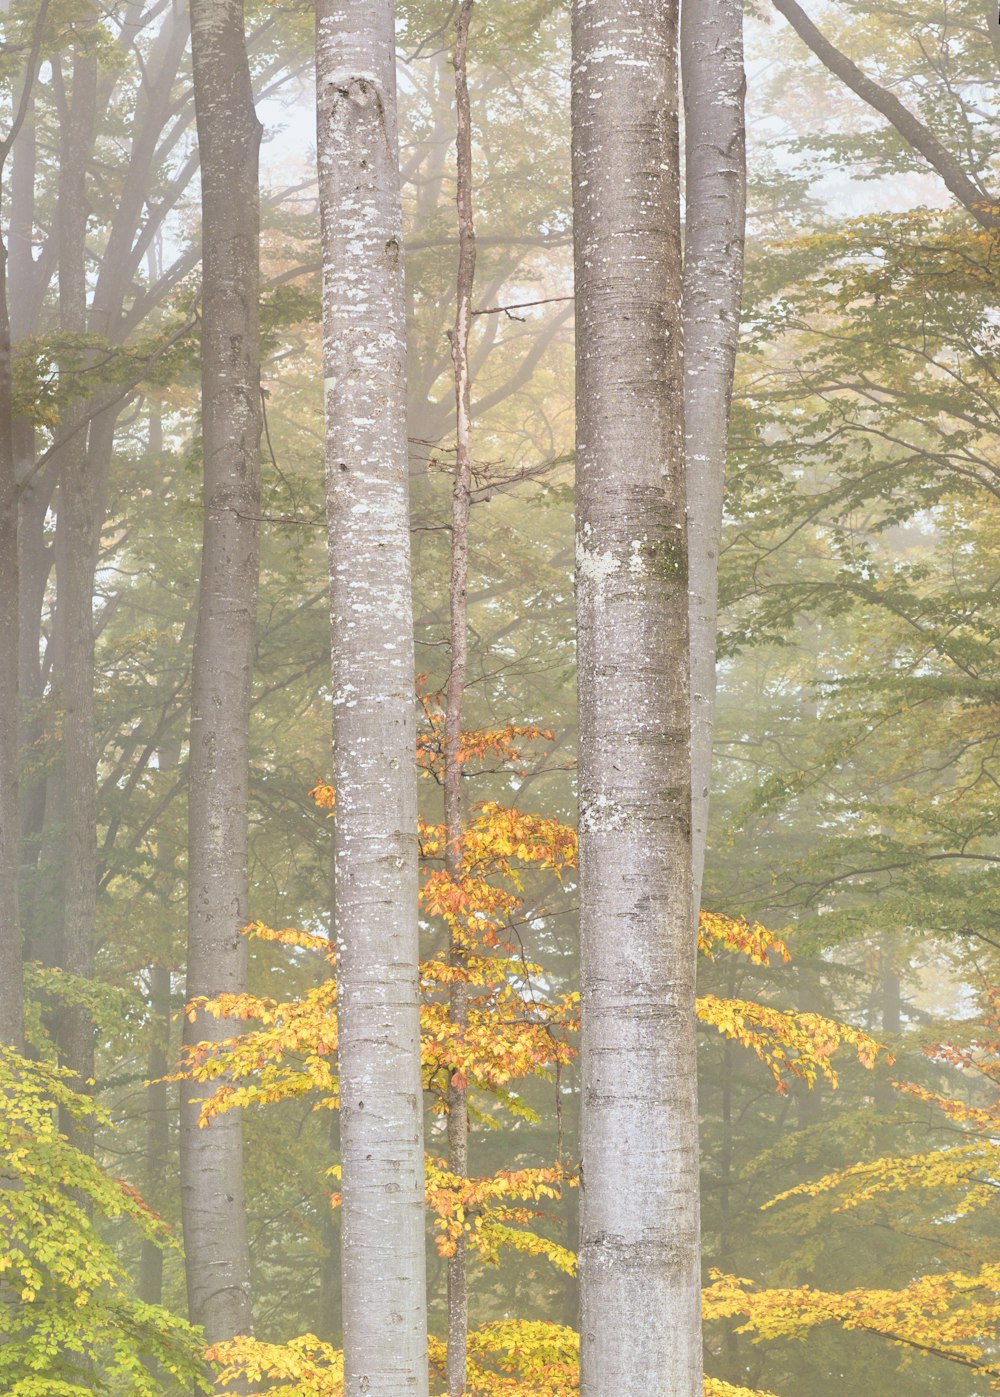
[572,1,702,1392]
[681,0,746,911]
[180,0,261,1351]
[316,2,428,1393]
[53,51,100,1125]
[6,90,36,980]
[53,412,102,1119]
[140,626,184,1307]
[0,180,20,1052]
[445,4,475,1392]
[0,43,51,1054]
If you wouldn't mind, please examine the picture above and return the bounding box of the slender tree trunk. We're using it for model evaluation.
[54,416,101,1116]
[52,52,100,1125]
[316,1112,341,1342]
[140,639,183,1308]
[139,962,171,1305]
[445,4,475,1392]
[180,0,261,1351]
[0,46,48,1052]
[6,92,36,985]
[874,938,901,1110]
[0,191,20,1052]
[316,2,428,1393]
[317,855,341,1343]
[572,1,702,1391]
[14,85,49,936]
[681,0,747,911]
[14,445,48,962]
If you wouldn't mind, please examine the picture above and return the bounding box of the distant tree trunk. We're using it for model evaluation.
[572,0,702,1392]
[874,937,902,1110]
[53,412,102,1118]
[2,72,40,1051]
[52,51,100,1128]
[139,961,171,1305]
[315,1112,341,1342]
[880,943,901,1036]
[0,174,20,1053]
[445,4,475,1393]
[682,0,747,911]
[316,2,428,1394]
[0,0,51,1064]
[181,0,261,1352]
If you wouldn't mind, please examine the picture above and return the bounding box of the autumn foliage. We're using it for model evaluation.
[165,704,908,1394]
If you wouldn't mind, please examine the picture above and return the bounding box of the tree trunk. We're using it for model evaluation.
[874,938,902,1110]
[139,961,171,1305]
[0,188,21,1052]
[53,51,100,1128]
[572,0,702,1391]
[53,412,102,1119]
[0,47,48,1053]
[681,0,747,912]
[445,4,475,1392]
[180,0,261,1351]
[316,2,428,1393]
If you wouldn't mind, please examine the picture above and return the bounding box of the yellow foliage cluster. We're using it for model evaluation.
[415,687,554,779]
[210,1324,781,1395]
[424,1158,576,1270]
[766,1141,997,1218]
[207,1334,343,1396]
[696,995,888,1093]
[703,1265,1000,1386]
[698,912,790,967]
[431,1321,578,1395]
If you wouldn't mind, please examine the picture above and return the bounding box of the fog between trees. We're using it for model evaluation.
[0,1,999,1394]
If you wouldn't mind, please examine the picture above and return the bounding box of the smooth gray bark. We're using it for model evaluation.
[445,4,475,1392]
[572,1,702,1391]
[316,2,429,1393]
[2,73,45,1017]
[0,89,29,1048]
[682,0,746,912]
[181,0,261,1351]
[52,51,100,1120]
[0,242,18,1051]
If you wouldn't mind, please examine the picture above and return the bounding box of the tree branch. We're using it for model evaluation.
[771,0,1000,230]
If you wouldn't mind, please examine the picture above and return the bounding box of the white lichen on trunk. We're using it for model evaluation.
[572,0,703,1390]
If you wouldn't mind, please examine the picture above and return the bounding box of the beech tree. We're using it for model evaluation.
[51,37,101,1139]
[181,0,262,1349]
[572,0,701,1390]
[0,11,49,1050]
[682,0,747,909]
[316,1,428,1391]
[443,3,475,1391]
